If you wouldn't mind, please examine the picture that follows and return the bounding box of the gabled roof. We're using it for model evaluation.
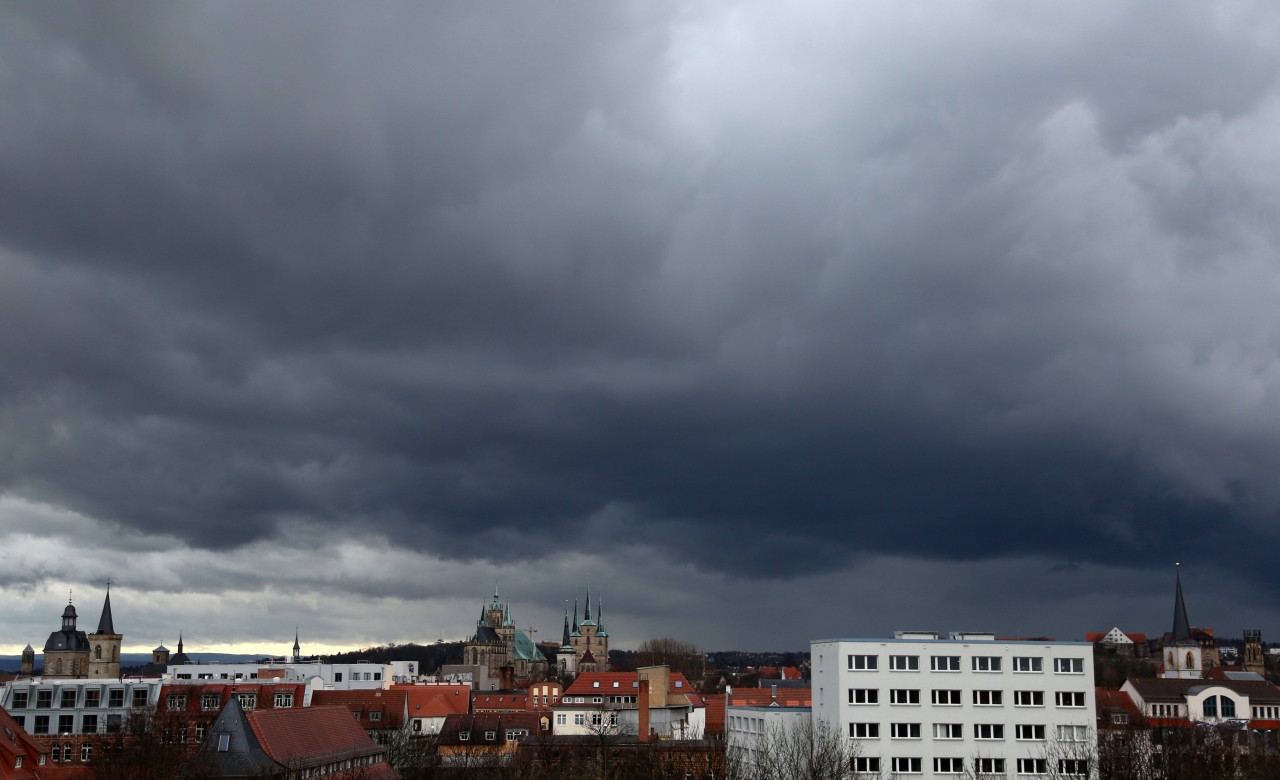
[247,705,393,775]
[157,682,307,715]
[192,697,281,777]
[472,691,530,711]
[392,684,471,718]
[561,671,696,699]
[0,706,47,780]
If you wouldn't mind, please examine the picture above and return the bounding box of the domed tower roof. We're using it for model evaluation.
[63,604,77,619]
[45,599,90,652]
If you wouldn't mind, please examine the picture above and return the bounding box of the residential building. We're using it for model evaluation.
[154,680,311,755]
[191,699,395,779]
[0,676,163,765]
[726,703,811,773]
[811,631,1096,778]
[1085,628,1148,658]
[167,661,391,690]
[436,712,541,767]
[312,689,407,744]
[553,667,704,739]
[391,683,471,736]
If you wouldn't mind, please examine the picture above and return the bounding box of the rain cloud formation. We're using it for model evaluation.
[2,0,1280,652]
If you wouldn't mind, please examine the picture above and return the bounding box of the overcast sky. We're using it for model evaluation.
[3,1,1280,657]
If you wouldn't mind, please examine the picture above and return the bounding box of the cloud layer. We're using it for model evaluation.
[3,0,1280,650]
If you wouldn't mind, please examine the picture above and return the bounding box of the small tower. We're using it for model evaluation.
[292,629,302,663]
[20,644,34,678]
[153,642,170,668]
[1244,629,1265,676]
[1164,563,1203,680]
[43,598,91,679]
[88,584,123,678]
[170,633,191,666]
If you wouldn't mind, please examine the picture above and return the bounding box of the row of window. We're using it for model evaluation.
[848,688,1087,707]
[163,692,293,711]
[848,655,1084,674]
[554,712,619,727]
[9,688,150,709]
[851,756,1088,776]
[10,713,126,735]
[849,722,1089,741]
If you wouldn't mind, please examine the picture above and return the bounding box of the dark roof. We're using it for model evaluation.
[95,590,116,635]
[44,628,89,653]
[192,697,282,777]
[474,625,501,644]
[1172,567,1192,643]
[1128,677,1280,704]
[437,712,541,745]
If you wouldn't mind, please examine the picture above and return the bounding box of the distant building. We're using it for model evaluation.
[1086,627,1148,658]
[463,587,550,687]
[391,683,471,736]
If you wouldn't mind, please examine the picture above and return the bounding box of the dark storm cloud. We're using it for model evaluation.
[3,0,1280,618]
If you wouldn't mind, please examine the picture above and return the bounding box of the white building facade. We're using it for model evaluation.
[167,661,392,690]
[811,632,1096,778]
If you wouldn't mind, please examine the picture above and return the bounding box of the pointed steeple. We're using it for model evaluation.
[95,583,116,635]
[503,602,513,628]
[177,633,184,654]
[597,598,608,638]
[561,603,572,649]
[571,599,581,636]
[292,627,301,661]
[584,586,592,622]
[1172,563,1192,643]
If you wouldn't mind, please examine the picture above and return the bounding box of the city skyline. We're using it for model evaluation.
[3,2,1280,652]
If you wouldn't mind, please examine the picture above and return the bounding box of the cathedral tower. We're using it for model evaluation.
[1163,564,1202,680]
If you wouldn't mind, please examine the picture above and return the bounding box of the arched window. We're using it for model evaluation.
[1205,697,1218,717]
[112,647,118,661]
[95,645,102,660]
[1222,697,1236,718]
[55,658,64,674]
[1186,651,1196,669]
[1167,651,1175,668]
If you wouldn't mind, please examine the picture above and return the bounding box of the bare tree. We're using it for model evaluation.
[727,715,857,780]
[634,638,707,686]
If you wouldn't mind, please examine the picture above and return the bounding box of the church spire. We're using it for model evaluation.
[584,586,592,622]
[1172,563,1192,643]
[96,582,116,635]
[571,599,580,636]
[561,603,572,649]
[292,627,301,662]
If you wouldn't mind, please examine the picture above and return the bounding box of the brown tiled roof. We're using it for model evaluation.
[312,689,407,728]
[437,712,541,745]
[1127,677,1280,704]
[157,682,307,715]
[562,671,695,698]
[472,692,530,711]
[729,688,812,707]
[246,705,387,766]
[392,684,471,718]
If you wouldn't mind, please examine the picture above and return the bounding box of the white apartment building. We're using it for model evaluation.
[812,632,1096,778]
[167,661,392,690]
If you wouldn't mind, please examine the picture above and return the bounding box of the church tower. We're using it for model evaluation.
[557,604,577,678]
[292,629,302,663]
[1163,564,1202,680]
[20,644,34,678]
[1244,629,1265,676]
[88,585,123,678]
[43,598,91,679]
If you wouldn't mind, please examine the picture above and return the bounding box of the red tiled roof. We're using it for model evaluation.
[562,671,695,698]
[472,692,530,711]
[158,682,307,715]
[729,688,812,708]
[702,695,726,735]
[312,689,407,728]
[392,684,471,718]
[781,666,803,680]
[246,705,391,774]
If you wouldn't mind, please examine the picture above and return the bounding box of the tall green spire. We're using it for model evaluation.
[560,604,572,649]
[571,599,581,636]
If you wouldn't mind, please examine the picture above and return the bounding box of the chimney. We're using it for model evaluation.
[638,678,650,743]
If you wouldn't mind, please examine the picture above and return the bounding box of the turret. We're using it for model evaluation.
[20,644,34,677]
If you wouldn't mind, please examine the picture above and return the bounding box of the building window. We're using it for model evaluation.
[62,743,72,762]
[108,690,124,708]
[891,757,922,774]
[574,714,585,726]
[274,693,294,708]
[1014,690,1045,707]
[973,690,1003,706]
[1059,759,1089,776]
[12,690,29,708]
[1054,658,1084,674]
[890,689,920,705]
[977,758,1006,774]
[556,714,566,725]
[1015,724,1046,741]
[34,716,49,734]
[61,689,78,708]
[237,693,256,710]
[850,722,879,738]
[593,697,603,704]
[201,694,220,711]
[847,655,878,671]
[934,757,964,774]
[972,656,1002,672]
[848,689,878,705]
[1058,724,1088,742]
[132,689,150,707]
[889,655,919,671]
[1111,712,1129,724]
[167,694,187,711]
[484,731,495,740]
[84,689,100,708]
[370,712,381,722]
[1017,758,1048,775]
[217,733,231,752]
[81,744,92,762]
[933,723,962,739]
[36,690,53,709]
[196,724,207,740]
[334,673,343,682]
[974,723,1004,740]
[83,714,98,734]
[853,757,880,773]
[930,656,961,672]
[458,731,469,741]
[58,715,73,734]
[1013,656,1043,673]
[1055,692,1086,708]
[890,723,921,739]
[931,689,961,706]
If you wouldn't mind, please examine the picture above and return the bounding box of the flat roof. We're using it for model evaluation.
[811,637,1092,646]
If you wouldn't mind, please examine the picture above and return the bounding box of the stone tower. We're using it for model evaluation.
[20,644,34,678]
[1244,629,1265,676]
[87,585,123,678]
[152,642,170,668]
[569,587,609,673]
